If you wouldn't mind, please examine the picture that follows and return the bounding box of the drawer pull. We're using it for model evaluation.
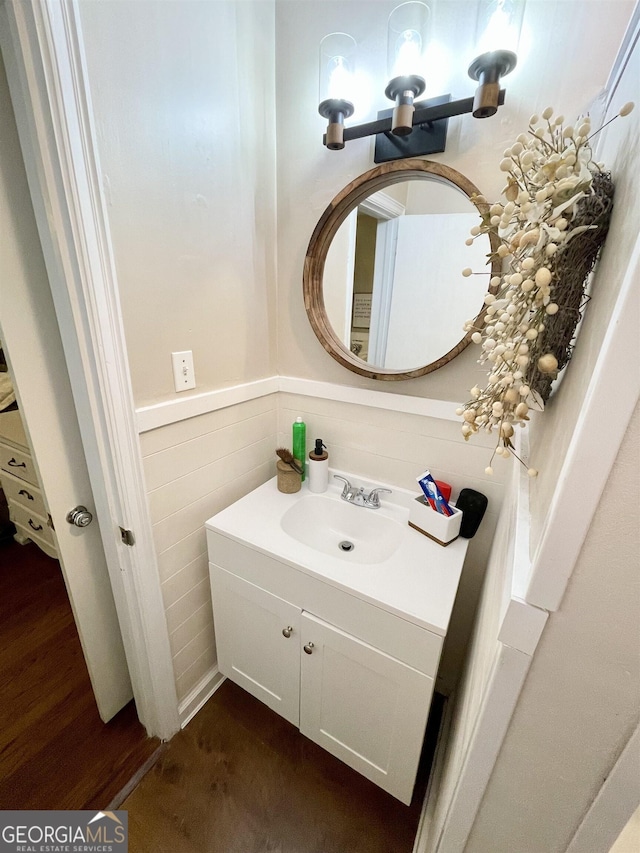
[8,458,27,469]
[282,626,293,638]
[29,519,43,532]
[303,642,315,655]
[18,489,34,501]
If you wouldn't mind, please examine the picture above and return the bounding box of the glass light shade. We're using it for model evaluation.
[319,33,357,104]
[473,0,524,57]
[387,2,431,80]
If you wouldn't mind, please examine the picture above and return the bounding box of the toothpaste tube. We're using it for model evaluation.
[417,469,454,516]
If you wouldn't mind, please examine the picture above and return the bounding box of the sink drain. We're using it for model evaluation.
[338,540,354,552]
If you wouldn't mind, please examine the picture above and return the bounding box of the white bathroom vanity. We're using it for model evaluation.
[206,472,468,804]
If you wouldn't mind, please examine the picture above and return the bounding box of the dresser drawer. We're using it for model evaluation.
[10,502,55,549]
[0,444,38,486]
[1,469,47,518]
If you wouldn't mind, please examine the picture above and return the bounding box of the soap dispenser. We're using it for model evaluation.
[308,439,328,493]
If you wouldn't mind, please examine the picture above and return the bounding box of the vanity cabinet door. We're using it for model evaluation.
[210,565,301,726]
[299,611,434,805]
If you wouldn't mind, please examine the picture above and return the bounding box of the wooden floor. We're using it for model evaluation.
[0,534,159,809]
[123,678,442,853]
[0,522,441,848]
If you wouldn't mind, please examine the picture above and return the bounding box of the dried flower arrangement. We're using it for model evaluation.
[457,102,634,476]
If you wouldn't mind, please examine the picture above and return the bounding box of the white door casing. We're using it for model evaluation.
[0,0,179,738]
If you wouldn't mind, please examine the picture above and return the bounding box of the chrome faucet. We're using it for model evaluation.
[333,475,392,509]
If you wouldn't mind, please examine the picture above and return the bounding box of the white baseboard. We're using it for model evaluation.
[178,666,226,728]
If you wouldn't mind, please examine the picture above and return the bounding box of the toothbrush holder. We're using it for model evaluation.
[408,495,462,546]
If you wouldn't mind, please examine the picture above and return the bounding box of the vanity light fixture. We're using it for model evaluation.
[318,0,524,163]
[318,32,357,151]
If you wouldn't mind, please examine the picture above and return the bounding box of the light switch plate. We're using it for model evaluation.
[171,350,196,392]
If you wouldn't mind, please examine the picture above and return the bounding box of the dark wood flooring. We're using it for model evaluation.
[0,534,159,809]
[123,679,443,853]
[0,516,441,848]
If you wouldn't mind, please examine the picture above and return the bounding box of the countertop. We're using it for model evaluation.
[205,472,469,637]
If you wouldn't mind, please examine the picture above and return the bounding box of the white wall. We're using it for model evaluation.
[429,459,518,843]
[275,0,632,402]
[529,20,640,550]
[67,0,635,722]
[78,0,277,408]
[386,213,487,367]
[466,402,640,853]
[462,21,640,850]
[273,0,633,704]
[72,0,279,705]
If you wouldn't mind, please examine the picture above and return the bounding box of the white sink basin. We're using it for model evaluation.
[205,469,469,636]
[280,493,404,564]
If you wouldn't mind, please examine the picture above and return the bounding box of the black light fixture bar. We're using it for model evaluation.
[323,89,505,147]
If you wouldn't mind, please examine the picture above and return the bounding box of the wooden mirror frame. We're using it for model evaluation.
[303,158,501,380]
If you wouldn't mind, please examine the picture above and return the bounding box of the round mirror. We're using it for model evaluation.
[304,159,500,380]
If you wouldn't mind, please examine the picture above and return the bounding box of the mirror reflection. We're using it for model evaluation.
[323,177,491,371]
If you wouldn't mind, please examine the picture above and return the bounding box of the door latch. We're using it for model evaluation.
[119,527,135,546]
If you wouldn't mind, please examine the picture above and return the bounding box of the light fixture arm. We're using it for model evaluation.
[468,49,517,117]
[385,74,426,136]
[319,98,355,150]
[322,88,506,147]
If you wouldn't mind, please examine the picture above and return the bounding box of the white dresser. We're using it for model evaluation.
[0,410,58,558]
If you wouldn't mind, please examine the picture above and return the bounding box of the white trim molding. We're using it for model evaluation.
[428,644,534,853]
[602,1,640,117]
[135,375,463,435]
[136,377,279,433]
[278,377,461,421]
[178,668,226,729]
[2,0,179,739]
[414,457,545,853]
[360,190,406,221]
[526,231,640,612]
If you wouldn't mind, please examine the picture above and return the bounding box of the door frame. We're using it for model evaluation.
[0,0,179,739]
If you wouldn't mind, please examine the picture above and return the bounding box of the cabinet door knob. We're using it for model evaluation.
[303,642,314,655]
[282,626,293,638]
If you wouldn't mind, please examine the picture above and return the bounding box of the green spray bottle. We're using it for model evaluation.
[292,417,306,482]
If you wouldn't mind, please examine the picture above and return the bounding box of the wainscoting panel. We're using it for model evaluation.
[140,396,278,702]
[278,393,506,503]
[136,383,517,707]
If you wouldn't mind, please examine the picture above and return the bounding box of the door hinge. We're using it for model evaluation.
[119,527,135,546]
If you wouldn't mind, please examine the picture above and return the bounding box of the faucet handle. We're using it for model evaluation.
[333,475,352,498]
[366,487,392,508]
